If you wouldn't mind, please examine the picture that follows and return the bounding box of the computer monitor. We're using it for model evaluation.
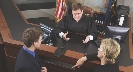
[105,26,130,44]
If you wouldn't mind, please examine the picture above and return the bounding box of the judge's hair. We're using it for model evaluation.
[101,38,120,64]
[72,3,82,11]
[22,27,43,47]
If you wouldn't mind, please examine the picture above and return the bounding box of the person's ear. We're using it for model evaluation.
[33,42,37,46]
[81,10,83,14]
[72,10,74,14]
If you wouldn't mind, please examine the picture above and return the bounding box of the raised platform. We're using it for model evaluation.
[27,17,55,28]
[16,2,56,11]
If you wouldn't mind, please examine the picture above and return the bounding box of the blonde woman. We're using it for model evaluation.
[72,38,120,72]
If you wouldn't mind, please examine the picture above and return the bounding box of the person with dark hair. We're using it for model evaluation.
[53,3,98,43]
[72,38,120,72]
[14,27,47,72]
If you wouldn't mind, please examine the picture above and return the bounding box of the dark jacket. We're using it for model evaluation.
[14,48,42,72]
[86,53,119,72]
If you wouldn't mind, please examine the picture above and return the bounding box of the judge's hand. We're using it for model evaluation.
[62,31,70,41]
[72,57,87,69]
[41,67,47,72]
[83,36,90,43]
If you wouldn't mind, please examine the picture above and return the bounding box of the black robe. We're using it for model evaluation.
[53,14,98,39]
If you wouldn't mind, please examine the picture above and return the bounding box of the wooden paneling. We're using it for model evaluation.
[128,17,133,59]
[0,13,8,72]
[0,45,4,72]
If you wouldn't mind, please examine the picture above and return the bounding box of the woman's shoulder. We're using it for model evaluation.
[94,64,119,72]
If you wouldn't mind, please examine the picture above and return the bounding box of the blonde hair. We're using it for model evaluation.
[101,38,120,64]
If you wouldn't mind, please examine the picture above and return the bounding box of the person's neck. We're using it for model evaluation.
[75,19,79,22]
[100,58,106,65]
[25,45,35,52]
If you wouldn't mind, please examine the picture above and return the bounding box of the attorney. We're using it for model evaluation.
[14,27,47,72]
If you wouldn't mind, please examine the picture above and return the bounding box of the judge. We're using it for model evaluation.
[53,3,98,43]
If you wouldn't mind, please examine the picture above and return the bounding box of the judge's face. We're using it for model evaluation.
[97,44,106,59]
[72,9,83,21]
